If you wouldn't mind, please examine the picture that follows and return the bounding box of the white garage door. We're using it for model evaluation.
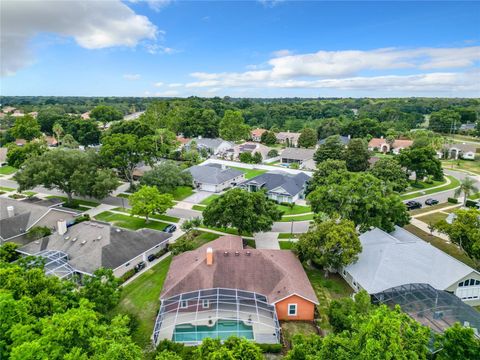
[200,183,218,192]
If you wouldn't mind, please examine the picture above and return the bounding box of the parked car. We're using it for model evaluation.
[425,198,439,206]
[405,201,422,210]
[163,224,177,233]
[134,261,146,272]
[147,254,156,262]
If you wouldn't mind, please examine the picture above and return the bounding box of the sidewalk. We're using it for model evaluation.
[402,176,451,196]
[410,218,450,241]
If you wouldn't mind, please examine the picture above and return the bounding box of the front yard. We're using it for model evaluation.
[112,256,172,348]
[95,211,169,231]
[277,204,311,215]
[400,175,460,200]
[442,158,480,176]
[416,212,449,225]
[112,207,179,223]
[0,165,17,175]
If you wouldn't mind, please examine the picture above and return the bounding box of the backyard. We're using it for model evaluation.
[229,166,266,179]
[416,212,449,225]
[111,256,172,348]
[176,231,220,249]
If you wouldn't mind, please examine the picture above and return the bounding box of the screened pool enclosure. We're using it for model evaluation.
[152,288,281,345]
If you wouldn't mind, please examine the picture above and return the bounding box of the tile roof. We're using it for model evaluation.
[368,138,413,149]
[444,143,478,153]
[187,164,244,185]
[251,128,267,137]
[161,235,318,304]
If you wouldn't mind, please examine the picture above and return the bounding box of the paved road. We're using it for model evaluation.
[271,221,311,233]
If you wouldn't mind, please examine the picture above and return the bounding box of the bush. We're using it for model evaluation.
[267,149,278,158]
[27,226,52,240]
[447,197,459,204]
[257,343,283,353]
[154,247,168,259]
[120,269,136,283]
[289,162,300,169]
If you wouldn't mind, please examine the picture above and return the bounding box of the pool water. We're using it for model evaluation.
[173,319,254,342]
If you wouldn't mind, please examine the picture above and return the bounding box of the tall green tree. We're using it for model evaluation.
[296,219,362,274]
[107,119,154,138]
[314,135,345,163]
[370,157,409,192]
[260,130,277,145]
[435,323,480,360]
[37,108,66,134]
[14,149,119,204]
[79,268,121,314]
[219,110,250,141]
[203,188,283,235]
[60,134,79,149]
[429,109,461,133]
[454,177,479,206]
[297,127,317,148]
[129,186,174,223]
[195,337,263,360]
[398,146,443,182]
[10,115,41,140]
[308,159,349,193]
[141,161,192,194]
[7,140,47,168]
[345,138,370,172]
[90,105,123,124]
[327,291,372,333]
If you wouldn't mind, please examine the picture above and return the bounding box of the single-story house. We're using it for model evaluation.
[368,138,413,154]
[28,111,38,118]
[18,220,171,279]
[81,111,91,120]
[0,198,77,244]
[317,135,351,146]
[186,137,234,156]
[341,226,480,306]
[187,164,245,192]
[227,142,271,161]
[250,128,267,142]
[280,148,316,170]
[12,110,24,117]
[459,123,477,133]
[239,171,310,203]
[15,138,27,146]
[275,132,301,147]
[153,235,318,345]
[176,135,191,148]
[438,143,477,160]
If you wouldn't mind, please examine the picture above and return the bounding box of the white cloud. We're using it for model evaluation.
[168,83,183,88]
[146,0,173,12]
[258,0,285,8]
[145,43,178,55]
[272,49,292,57]
[123,73,141,80]
[1,0,158,76]
[154,82,164,87]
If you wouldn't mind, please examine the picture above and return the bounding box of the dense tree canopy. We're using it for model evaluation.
[345,138,370,172]
[370,157,409,192]
[429,109,461,133]
[398,146,443,182]
[314,135,346,163]
[7,140,47,168]
[10,115,42,140]
[219,110,250,141]
[141,161,192,194]
[90,105,123,124]
[129,185,174,223]
[297,127,317,148]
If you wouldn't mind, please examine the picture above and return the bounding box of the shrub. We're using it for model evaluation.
[120,269,135,283]
[27,226,52,240]
[257,343,283,353]
[447,197,459,204]
[290,162,300,169]
[267,149,278,158]
[154,247,168,259]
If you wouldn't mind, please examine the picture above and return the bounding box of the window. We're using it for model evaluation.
[202,299,209,309]
[288,304,297,316]
[458,279,480,287]
[180,300,188,309]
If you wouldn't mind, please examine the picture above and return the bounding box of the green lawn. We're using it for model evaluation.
[95,211,169,231]
[281,322,318,345]
[0,186,15,192]
[112,207,179,223]
[0,165,17,175]
[442,159,480,176]
[200,194,221,205]
[280,213,315,222]
[116,193,131,199]
[279,241,296,250]
[409,202,459,215]
[404,178,446,193]
[278,233,302,239]
[112,256,172,348]
[277,204,311,215]
[229,166,266,179]
[416,212,449,225]
[176,231,221,250]
[192,205,205,211]
[469,193,480,200]
[198,225,252,237]
[45,195,100,207]
[403,224,478,269]
[400,175,460,200]
[244,239,256,248]
[171,186,194,201]
[304,265,354,332]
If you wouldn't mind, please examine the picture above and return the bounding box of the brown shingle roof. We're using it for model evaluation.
[161,236,318,304]
[251,128,267,137]
[368,138,413,149]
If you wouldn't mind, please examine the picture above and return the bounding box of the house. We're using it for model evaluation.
[341,226,480,306]
[45,136,58,147]
[81,111,91,120]
[368,138,413,154]
[0,147,7,166]
[15,138,27,146]
[0,198,77,244]
[228,142,271,161]
[459,123,477,133]
[317,135,351,146]
[275,131,301,147]
[2,106,16,114]
[186,138,234,156]
[176,135,191,148]
[18,220,171,279]
[153,235,318,345]
[439,143,477,160]
[12,110,25,117]
[186,164,245,192]
[250,128,267,142]
[280,148,316,170]
[28,111,38,118]
[239,171,310,203]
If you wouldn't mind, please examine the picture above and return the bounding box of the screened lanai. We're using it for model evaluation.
[35,250,78,280]
[372,283,480,337]
[152,288,281,345]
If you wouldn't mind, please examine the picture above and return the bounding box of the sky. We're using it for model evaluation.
[1,0,479,97]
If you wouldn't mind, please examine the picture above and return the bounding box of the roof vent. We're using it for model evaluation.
[80,240,87,245]
[235,251,240,256]
[223,251,229,256]
[245,251,251,256]
[116,228,121,233]
[97,235,102,240]
[72,237,77,242]
[65,236,70,240]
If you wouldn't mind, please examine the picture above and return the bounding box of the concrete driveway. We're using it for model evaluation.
[254,232,280,249]
[271,221,311,233]
[183,191,213,204]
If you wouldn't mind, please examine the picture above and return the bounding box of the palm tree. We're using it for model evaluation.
[454,177,479,206]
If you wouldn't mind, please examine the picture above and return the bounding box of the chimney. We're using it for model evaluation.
[6,206,14,218]
[348,134,351,140]
[58,219,67,235]
[206,247,213,265]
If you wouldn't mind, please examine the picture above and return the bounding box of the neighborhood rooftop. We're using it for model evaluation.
[187,164,243,185]
[281,147,315,161]
[239,171,310,197]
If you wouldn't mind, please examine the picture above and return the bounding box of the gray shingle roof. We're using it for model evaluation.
[281,147,315,161]
[188,138,233,151]
[187,164,244,185]
[318,135,351,145]
[239,171,310,197]
[19,221,171,274]
[345,226,479,294]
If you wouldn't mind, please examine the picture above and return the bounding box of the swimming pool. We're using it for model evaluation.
[173,319,254,342]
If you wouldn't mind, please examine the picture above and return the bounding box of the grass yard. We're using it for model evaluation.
[409,202,459,215]
[112,256,172,348]
[281,321,318,345]
[112,207,179,223]
[304,265,354,332]
[401,175,460,200]
[277,204,311,215]
[200,194,221,205]
[176,231,220,249]
[442,159,480,176]
[404,178,446,192]
[95,211,169,231]
[0,165,17,175]
[279,241,296,250]
[198,225,253,237]
[171,186,194,201]
[403,224,478,269]
[0,186,15,192]
[116,193,131,199]
[280,213,315,222]
[469,193,480,200]
[45,195,100,207]
[20,191,37,197]
[244,239,256,248]
[416,212,449,225]
[192,205,205,212]
[278,233,302,239]
[229,166,267,179]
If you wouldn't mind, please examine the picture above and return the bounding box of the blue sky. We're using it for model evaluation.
[1,0,479,97]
